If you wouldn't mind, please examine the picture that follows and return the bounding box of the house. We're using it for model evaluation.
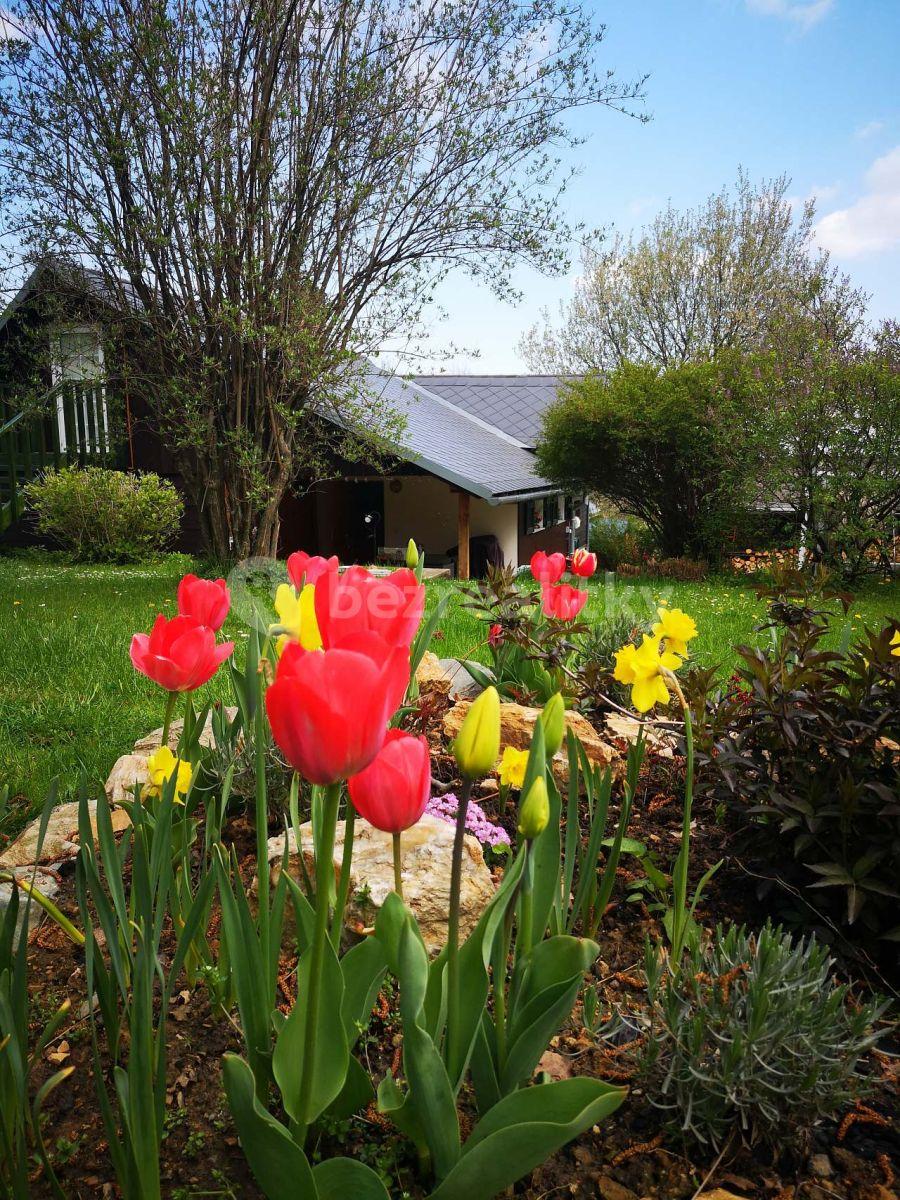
[0,260,586,575]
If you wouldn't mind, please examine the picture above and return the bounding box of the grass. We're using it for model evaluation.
[1,549,897,822]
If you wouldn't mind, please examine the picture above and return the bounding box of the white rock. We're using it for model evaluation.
[0,867,61,947]
[0,801,131,869]
[604,712,676,758]
[266,813,495,954]
[132,706,238,754]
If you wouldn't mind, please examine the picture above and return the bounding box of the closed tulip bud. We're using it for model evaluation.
[406,538,419,569]
[518,776,549,841]
[453,686,501,780]
[540,693,566,758]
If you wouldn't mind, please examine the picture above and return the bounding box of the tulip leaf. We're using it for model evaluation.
[324,1053,373,1121]
[222,1054,317,1200]
[428,1078,626,1200]
[313,1158,391,1200]
[377,1070,431,1165]
[500,975,586,1095]
[469,1016,501,1114]
[511,936,599,1021]
[272,933,348,1126]
[340,936,387,1046]
[398,920,461,1179]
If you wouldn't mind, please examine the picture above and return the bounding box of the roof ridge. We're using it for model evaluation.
[374,370,532,450]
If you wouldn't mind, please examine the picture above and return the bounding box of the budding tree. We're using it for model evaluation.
[0,0,645,557]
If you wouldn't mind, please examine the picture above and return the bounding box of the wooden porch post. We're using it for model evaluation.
[457,489,471,580]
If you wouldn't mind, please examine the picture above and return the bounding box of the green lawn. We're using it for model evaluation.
[1,549,897,820]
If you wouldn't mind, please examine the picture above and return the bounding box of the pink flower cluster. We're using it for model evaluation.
[425,793,511,849]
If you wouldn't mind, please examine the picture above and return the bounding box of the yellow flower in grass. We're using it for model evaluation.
[891,630,900,658]
[273,582,322,654]
[144,746,192,802]
[651,606,698,659]
[614,633,683,713]
[498,746,529,789]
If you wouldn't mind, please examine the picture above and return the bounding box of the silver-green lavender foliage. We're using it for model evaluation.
[636,922,889,1153]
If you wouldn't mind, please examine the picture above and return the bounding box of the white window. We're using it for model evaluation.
[50,324,109,454]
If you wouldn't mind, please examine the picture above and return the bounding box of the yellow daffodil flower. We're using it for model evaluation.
[614,633,683,713]
[498,746,529,789]
[273,582,322,654]
[891,630,900,658]
[143,746,192,802]
[651,606,698,659]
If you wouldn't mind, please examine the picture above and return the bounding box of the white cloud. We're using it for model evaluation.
[745,0,834,32]
[814,145,900,258]
[855,119,885,141]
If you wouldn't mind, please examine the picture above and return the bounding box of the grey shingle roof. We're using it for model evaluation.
[413,375,571,448]
[359,369,556,503]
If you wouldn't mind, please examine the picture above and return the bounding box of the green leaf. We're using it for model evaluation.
[222,1054,317,1200]
[272,934,349,1126]
[324,1054,373,1122]
[313,1158,391,1200]
[340,937,387,1046]
[429,1078,626,1200]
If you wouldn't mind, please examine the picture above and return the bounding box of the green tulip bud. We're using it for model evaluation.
[453,686,501,780]
[406,538,420,570]
[539,693,566,758]
[518,776,549,841]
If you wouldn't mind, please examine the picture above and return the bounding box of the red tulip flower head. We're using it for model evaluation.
[131,614,234,692]
[177,574,231,631]
[570,548,597,578]
[287,551,339,590]
[265,633,410,785]
[541,583,588,621]
[530,551,566,586]
[315,565,425,651]
[348,729,431,834]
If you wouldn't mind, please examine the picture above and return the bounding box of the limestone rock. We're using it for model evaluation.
[604,713,676,758]
[133,706,238,754]
[105,753,152,805]
[414,651,454,698]
[0,866,61,947]
[440,658,481,700]
[443,700,622,784]
[266,813,495,954]
[0,800,131,869]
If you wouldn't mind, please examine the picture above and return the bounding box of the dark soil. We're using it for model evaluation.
[20,709,900,1200]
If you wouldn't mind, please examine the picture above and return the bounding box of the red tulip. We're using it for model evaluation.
[177,574,231,631]
[530,551,566,586]
[130,614,234,692]
[287,551,339,590]
[348,729,431,834]
[315,565,425,651]
[266,633,410,784]
[541,583,588,621]
[570,549,597,578]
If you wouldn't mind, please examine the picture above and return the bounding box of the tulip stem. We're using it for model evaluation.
[298,780,341,1147]
[392,832,404,899]
[161,690,178,749]
[664,671,694,963]
[331,796,355,950]
[446,777,472,1079]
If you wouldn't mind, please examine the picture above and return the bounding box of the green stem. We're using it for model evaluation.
[668,677,694,963]
[297,781,342,1147]
[446,778,472,1074]
[330,795,355,949]
[160,690,177,749]
[254,692,270,1002]
[392,831,404,899]
[492,905,513,1072]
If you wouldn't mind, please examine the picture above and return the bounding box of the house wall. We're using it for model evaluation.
[382,474,520,567]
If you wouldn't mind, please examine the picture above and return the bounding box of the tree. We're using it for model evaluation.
[0,0,645,558]
[536,361,757,560]
[745,318,900,581]
[520,172,866,373]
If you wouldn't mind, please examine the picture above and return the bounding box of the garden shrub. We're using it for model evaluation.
[696,570,900,944]
[25,466,183,562]
[589,516,655,570]
[635,922,887,1154]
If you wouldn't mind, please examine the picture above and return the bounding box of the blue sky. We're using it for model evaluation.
[413,0,900,373]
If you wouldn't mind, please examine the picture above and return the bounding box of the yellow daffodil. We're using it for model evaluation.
[651,606,698,659]
[498,746,529,789]
[891,630,900,658]
[273,582,322,654]
[143,746,192,802]
[614,633,682,713]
